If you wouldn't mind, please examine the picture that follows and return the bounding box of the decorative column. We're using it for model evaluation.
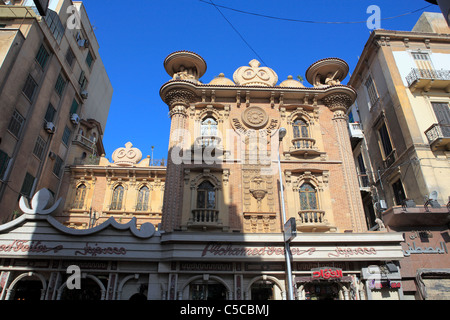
[323,92,366,232]
[161,89,196,231]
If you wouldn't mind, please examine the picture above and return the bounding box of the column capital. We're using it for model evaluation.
[322,92,354,113]
[164,89,196,110]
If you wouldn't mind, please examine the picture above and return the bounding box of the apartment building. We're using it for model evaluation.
[348,12,450,299]
[0,0,112,222]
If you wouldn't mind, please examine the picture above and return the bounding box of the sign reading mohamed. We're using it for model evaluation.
[200,243,388,260]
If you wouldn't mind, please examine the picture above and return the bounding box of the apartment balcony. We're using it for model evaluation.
[72,134,96,151]
[357,174,371,192]
[297,210,334,232]
[187,208,222,230]
[406,68,450,92]
[425,123,450,151]
[348,122,363,149]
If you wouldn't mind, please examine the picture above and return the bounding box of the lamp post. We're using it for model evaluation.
[277,127,295,300]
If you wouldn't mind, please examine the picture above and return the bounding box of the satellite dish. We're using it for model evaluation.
[429,190,438,201]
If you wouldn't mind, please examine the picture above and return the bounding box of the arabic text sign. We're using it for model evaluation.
[402,241,448,257]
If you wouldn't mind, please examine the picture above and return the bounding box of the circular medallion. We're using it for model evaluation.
[242,106,268,129]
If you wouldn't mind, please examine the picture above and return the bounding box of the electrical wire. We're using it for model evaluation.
[200,1,434,25]
[207,0,268,66]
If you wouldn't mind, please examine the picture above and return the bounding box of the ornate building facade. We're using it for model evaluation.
[0,51,406,301]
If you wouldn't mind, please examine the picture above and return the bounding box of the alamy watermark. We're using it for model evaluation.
[66,5,81,30]
[367,5,381,30]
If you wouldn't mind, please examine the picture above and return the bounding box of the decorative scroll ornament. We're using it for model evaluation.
[112,142,142,166]
[233,59,278,87]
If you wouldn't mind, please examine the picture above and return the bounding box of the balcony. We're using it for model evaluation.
[297,210,334,232]
[289,137,321,157]
[348,122,363,149]
[187,208,222,230]
[425,123,450,151]
[406,68,450,92]
[72,134,96,151]
[357,174,371,192]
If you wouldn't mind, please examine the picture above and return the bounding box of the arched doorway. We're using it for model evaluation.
[6,272,46,300]
[251,280,275,300]
[59,275,107,300]
[246,276,285,300]
[182,276,230,300]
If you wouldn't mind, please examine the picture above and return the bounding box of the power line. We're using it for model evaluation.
[199,1,433,25]
[207,0,268,66]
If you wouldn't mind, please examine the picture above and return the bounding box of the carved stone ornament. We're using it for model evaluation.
[233,59,278,87]
[112,142,143,166]
[242,106,269,129]
[322,93,354,112]
[163,89,196,108]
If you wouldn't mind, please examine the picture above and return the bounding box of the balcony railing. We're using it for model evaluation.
[297,209,333,232]
[348,122,364,139]
[194,135,222,148]
[298,209,326,224]
[357,174,370,190]
[189,208,220,224]
[73,134,96,150]
[425,123,450,151]
[406,68,450,91]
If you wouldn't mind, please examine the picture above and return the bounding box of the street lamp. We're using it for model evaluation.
[277,127,295,300]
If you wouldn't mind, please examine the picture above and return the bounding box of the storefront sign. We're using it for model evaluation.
[368,280,401,289]
[403,242,448,257]
[311,267,343,280]
[0,240,62,254]
[75,242,127,257]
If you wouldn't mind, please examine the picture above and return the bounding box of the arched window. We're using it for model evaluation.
[136,186,149,211]
[299,183,318,210]
[293,119,309,138]
[196,181,216,209]
[201,117,218,147]
[110,185,124,210]
[292,119,310,149]
[73,184,86,209]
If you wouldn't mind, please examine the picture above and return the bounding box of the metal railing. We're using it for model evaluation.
[425,123,450,144]
[73,134,96,150]
[406,68,450,87]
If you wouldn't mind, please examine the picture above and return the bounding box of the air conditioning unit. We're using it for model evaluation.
[44,122,56,134]
[48,151,56,160]
[70,113,80,125]
[376,200,387,211]
[81,90,88,100]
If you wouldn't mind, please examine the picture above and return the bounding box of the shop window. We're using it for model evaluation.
[12,280,42,301]
[110,185,124,210]
[73,184,86,209]
[304,283,340,300]
[136,186,149,211]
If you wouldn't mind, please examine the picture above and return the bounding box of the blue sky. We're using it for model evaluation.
[80,0,441,161]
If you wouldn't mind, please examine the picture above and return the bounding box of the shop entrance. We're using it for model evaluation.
[189,282,227,300]
[251,280,274,300]
[12,280,42,300]
[304,282,340,300]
